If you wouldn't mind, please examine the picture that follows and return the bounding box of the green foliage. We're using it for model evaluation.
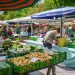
[53,0,75,7]
[2,39,13,50]
[63,0,75,6]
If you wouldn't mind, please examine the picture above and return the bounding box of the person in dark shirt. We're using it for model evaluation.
[2,26,8,38]
[28,26,31,36]
[15,26,21,34]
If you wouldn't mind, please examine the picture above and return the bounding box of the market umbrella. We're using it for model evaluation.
[31,7,75,19]
[31,7,75,36]
[0,0,39,11]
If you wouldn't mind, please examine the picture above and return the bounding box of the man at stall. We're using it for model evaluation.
[67,23,75,38]
[28,25,32,36]
[43,28,60,49]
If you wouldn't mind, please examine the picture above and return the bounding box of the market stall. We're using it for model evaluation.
[31,7,75,37]
[21,37,75,68]
[0,38,67,75]
[31,6,75,68]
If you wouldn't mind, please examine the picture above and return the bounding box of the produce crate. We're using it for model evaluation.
[7,49,30,58]
[39,60,52,69]
[52,52,67,65]
[7,47,43,58]
[6,52,67,74]
[25,62,37,73]
[66,41,75,48]
[6,59,52,74]
[0,61,12,75]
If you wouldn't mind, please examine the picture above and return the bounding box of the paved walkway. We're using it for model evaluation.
[30,64,75,75]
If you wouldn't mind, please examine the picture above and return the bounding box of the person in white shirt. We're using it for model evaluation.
[43,29,59,49]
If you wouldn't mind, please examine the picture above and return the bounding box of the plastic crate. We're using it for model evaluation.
[52,52,67,65]
[66,41,75,48]
[0,61,12,75]
[6,59,52,74]
[6,52,67,74]
[7,61,39,74]
[7,47,44,58]
[7,49,30,58]
[39,60,51,69]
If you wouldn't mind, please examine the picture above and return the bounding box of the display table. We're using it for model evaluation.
[22,39,75,68]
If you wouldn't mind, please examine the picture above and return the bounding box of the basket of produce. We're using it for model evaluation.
[12,42,23,49]
[0,61,12,75]
[7,44,31,58]
[7,52,52,74]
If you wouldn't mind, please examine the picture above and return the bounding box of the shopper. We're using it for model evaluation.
[28,26,32,36]
[8,28,13,36]
[67,23,75,38]
[15,26,21,34]
[43,29,60,49]
[2,26,8,38]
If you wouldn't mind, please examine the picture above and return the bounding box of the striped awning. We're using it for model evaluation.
[0,0,39,11]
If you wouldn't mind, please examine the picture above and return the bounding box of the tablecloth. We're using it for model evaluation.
[24,39,44,49]
[52,46,75,68]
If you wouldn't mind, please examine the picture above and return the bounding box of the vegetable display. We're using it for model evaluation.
[2,39,13,50]
[8,52,52,66]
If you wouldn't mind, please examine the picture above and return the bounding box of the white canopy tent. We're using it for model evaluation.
[2,16,55,24]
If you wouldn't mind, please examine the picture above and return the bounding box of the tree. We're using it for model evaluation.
[52,0,75,7]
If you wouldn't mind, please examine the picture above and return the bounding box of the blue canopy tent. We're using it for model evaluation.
[31,7,75,37]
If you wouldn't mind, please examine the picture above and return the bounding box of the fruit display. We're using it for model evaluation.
[8,52,52,66]
[24,52,52,61]
[8,57,31,66]
[12,42,23,49]
[12,42,31,52]
[16,45,31,53]
[7,43,31,57]
[7,51,67,74]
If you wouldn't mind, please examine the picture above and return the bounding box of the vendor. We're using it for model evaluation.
[43,28,60,49]
[28,26,32,36]
[2,26,8,38]
[67,23,75,38]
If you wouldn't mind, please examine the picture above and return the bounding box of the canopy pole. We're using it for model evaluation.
[60,17,63,37]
